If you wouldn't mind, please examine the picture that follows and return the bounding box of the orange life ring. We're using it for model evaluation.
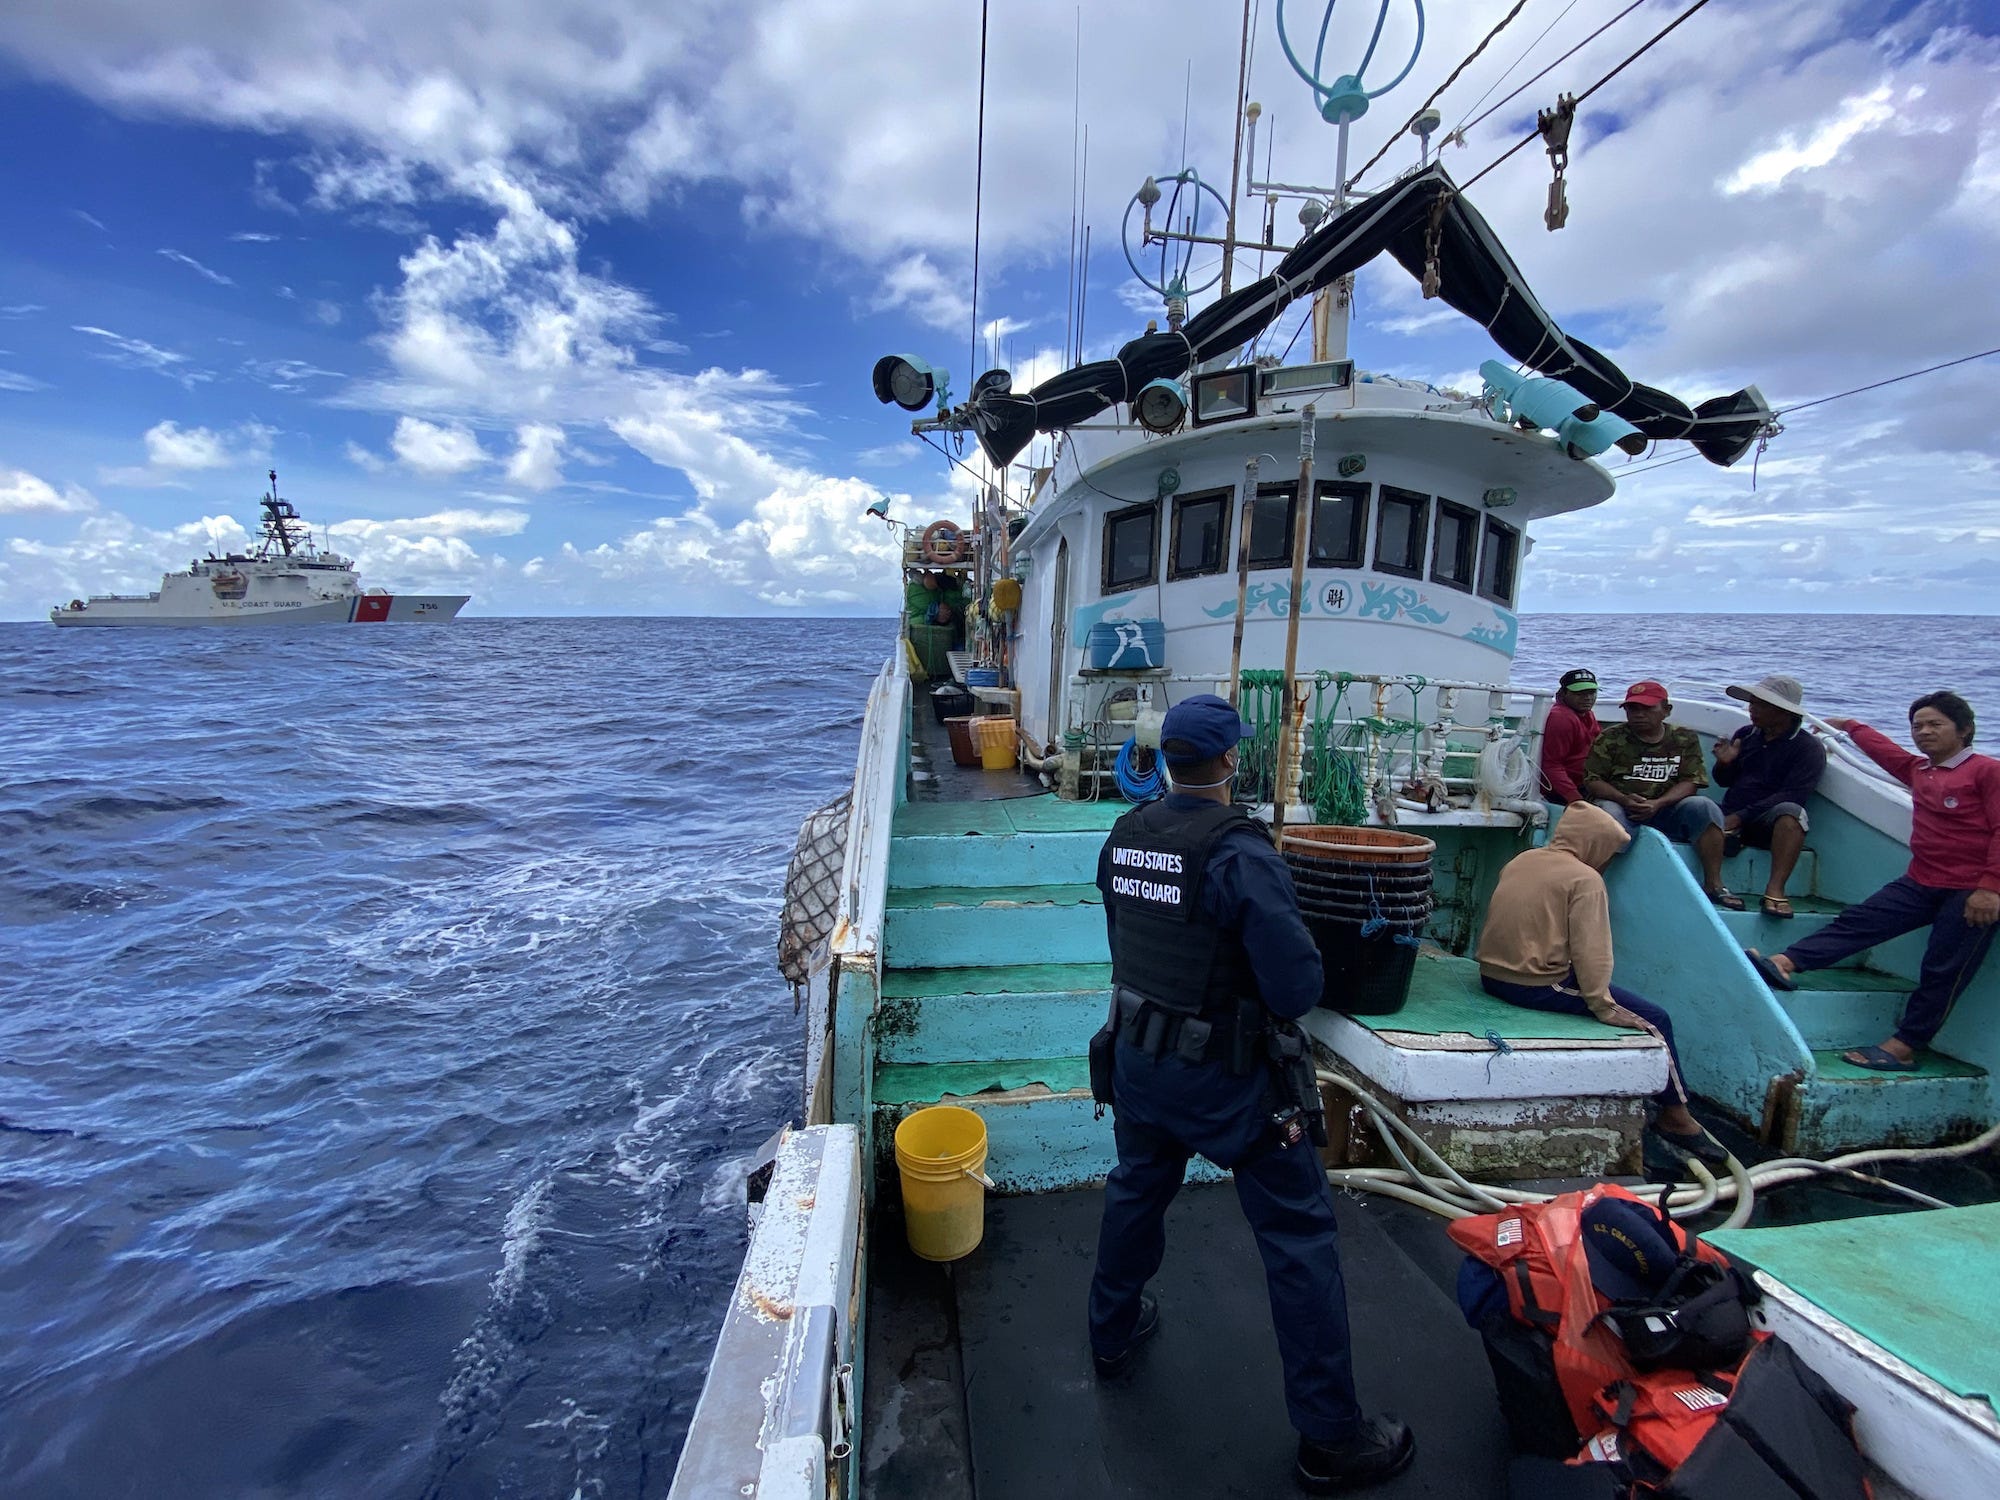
[921,520,969,564]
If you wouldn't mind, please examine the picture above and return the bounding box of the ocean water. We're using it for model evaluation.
[2,611,1996,1499]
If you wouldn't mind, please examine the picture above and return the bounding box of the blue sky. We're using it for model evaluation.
[1,0,1995,618]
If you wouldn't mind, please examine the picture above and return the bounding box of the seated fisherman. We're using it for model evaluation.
[1582,681,1734,907]
[1749,692,2000,1072]
[1712,674,1826,918]
[1539,668,1600,804]
[1477,801,1723,1161]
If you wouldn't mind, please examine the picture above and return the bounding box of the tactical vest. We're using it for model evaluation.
[1101,799,1263,1017]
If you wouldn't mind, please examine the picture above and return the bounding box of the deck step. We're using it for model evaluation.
[1714,899,1874,966]
[883,884,1107,968]
[872,1057,1224,1193]
[1799,1048,1991,1153]
[1775,968,1915,1050]
[889,829,1106,890]
[876,965,1112,1064]
[1672,842,1820,899]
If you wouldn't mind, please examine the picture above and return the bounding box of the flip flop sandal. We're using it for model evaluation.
[1843,1044,1918,1072]
[1706,887,1746,911]
[1747,950,1797,991]
[1761,895,1795,919]
[1649,1122,1730,1165]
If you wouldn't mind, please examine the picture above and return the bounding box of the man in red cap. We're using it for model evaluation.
[1581,681,1736,907]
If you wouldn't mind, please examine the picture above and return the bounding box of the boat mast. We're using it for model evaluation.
[260,469,303,558]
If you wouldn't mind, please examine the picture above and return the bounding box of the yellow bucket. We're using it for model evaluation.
[974,716,1017,772]
[893,1105,993,1262]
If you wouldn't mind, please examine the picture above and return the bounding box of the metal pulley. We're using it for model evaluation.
[1538,92,1577,232]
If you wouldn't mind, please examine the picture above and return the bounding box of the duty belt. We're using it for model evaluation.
[1114,985,1259,1071]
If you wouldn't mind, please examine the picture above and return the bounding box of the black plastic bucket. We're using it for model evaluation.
[1304,915,1422,1014]
[930,686,975,723]
[1284,840,1432,1016]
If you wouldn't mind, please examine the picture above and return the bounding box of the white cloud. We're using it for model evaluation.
[345,440,387,472]
[157,247,234,285]
[329,507,529,540]
[503,422,566,489]
[311,299,343,325]
[391,415,487,476]
[1725,85,1899,194]
[143,419,271,470]
[0,304,43,318]
[0,369,47,392]
[229,230,283,242]
[0,466,95,513]
[73,324,210,386]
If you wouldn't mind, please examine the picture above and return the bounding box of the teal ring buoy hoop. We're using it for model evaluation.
[1275,0,1425,125]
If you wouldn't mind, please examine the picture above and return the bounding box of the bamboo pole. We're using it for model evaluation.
[1270,404,1316,845]
[1225,456,1259,708]
[1221,0,1252,296]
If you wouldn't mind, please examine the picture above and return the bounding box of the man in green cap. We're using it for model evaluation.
[1538,668,1601,805]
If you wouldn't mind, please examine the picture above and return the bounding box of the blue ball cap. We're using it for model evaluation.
[1581,1196,1681,1303]
[1160,693,1248,763]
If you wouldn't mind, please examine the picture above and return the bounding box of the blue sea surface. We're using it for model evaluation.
[2,611,1997,1498]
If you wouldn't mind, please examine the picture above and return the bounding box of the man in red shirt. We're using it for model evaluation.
[1748,692,2000,1069]
[1539,668,1601,804]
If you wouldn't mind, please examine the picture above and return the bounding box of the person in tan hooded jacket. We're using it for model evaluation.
[1476,801,1721,1159]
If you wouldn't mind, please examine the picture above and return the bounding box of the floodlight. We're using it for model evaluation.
[873,354,940,411]
[1560,409,1649,460]
[1134,378,1189,434]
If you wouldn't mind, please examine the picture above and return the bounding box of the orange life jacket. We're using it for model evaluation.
[1446,1183,1737,1439]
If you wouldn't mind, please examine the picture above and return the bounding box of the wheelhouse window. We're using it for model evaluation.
[1101,503,1159,593]
[1479,516,1521,605]
[1248,482,1296,570]
[1168,488,1231,580]
[1309,481,1369,568]
[1431,500,1479,592]
[1375,487,1430,579]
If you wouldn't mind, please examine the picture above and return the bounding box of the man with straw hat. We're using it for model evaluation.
[1713,674,1826,918]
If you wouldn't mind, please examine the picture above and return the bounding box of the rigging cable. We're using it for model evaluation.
[1345,0,1534,195]
[1774,345,2000,418]
[1457,0,1648,142]
[968,0,990,397]
[1449,0,1583,137]
[1461,0,1714,194]
[1611,346,2000,479]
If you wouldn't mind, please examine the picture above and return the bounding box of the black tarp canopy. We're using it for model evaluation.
[958,163,1768,471]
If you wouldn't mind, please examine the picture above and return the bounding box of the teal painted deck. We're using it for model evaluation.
[1360,951,1629,1042]
[872,791,1125,1192]
[1711,1204,2000,1413]
[891,797,1126,837]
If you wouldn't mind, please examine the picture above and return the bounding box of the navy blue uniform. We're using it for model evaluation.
[1089,792,1365,1443]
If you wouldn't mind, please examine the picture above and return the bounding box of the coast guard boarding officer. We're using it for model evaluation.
[1087,695,1415,1493]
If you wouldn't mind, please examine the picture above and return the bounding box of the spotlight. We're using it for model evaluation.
[873,354,940,412]
[1134,378,1189,434]
[1560,409,1649,459]
[1479,360,1641,458]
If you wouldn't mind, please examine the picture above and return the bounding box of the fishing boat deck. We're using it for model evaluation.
[1711,1203,2000,1416]
[861,1183,1517,1500]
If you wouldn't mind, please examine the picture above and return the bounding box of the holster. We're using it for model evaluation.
[1266,1021,1329,1147]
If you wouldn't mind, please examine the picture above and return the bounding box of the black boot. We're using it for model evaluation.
[1091,1292,1159,1378]
[1296,1416,1415,1492]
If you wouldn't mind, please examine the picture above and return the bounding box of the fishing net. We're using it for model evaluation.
[777,791,851,1006]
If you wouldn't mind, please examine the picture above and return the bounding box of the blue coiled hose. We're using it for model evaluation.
[1115,736,1163,803]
